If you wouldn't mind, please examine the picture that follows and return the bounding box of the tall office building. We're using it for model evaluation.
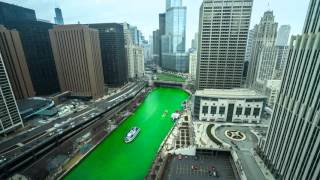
[123,23,135,79]
[246,11,278,88]
[0,52,24,135]
[275,25,291,46]
[152,29,160,65]
[158,13,166,66]
[49,25,104,98]
[197,0,253,89]
[244,28,256,63]
[243,28,256,83]
[0,1,36,23]
[259,0,320,179]
[0,2,60,95]
[0,25,35,100]
[191,33,198,50]
[54,8,64,25]
[161,0,188,72]
[133,46,145,78]
[272,25,291,80]
[189,50,197,81]
[124,23,145,79]
[89,23,128,86]
[273,46,289,80]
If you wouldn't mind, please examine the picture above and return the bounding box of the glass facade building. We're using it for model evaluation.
[161,0,188,72]
[0,2,60,95]
[89,23,128,87]
[54,8,64,25]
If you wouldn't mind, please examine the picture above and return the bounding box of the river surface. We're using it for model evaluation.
[64,87,189,180]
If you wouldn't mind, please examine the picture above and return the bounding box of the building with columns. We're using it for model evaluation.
[193,89,266,123]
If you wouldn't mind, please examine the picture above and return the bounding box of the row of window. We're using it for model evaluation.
[202,106,261,116]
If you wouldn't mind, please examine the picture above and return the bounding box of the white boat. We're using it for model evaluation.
[124,127,141,143]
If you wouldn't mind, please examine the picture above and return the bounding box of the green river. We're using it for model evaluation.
[64,87,189,180]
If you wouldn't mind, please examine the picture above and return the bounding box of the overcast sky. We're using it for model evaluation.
[3,0,309,48]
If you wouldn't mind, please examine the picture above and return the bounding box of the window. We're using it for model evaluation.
[219,107,225,115]
[253,108,261,117]
[202,106,209,114]
[236,107,243,116]
[211,106,217,115]
[245,108,251,116]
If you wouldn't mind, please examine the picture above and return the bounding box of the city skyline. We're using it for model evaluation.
[1,0,309,48]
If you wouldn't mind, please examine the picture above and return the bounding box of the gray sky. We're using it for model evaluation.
[3,0,309,48]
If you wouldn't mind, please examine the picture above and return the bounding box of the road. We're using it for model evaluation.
[215,126,266,180]
[0,81,145,167]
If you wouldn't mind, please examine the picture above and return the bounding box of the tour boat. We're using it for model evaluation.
[124,127,141,143]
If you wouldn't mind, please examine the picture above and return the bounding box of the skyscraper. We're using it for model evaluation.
[246,11,278,88]
[89,23,128,86]
[0,25,35,100]
[49,25,104,99]
[0,2,60,95]
[259,0,320,179]
[0,52,24,135]
[124,23,144,79]
[0,1,36,24]
[152,29,160,65]
[54,8,64,25]
[191,33,198,50]
[197,0,253,89]
[161,0,188,72]
[243,27,256,83]
[189,51,197,81]
[273,25,291,80]
[158,13,166,66]
[275,25,291,46]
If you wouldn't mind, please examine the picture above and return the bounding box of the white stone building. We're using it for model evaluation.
[193,89,267,123]
[265,80,281,107]
[189,51,197,81]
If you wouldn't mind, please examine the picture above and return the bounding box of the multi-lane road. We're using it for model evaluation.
[0,81,145,175]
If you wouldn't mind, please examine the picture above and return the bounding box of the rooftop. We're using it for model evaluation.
[163,151,239,180]
[195,88,267,99]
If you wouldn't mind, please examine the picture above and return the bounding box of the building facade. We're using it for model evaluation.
[49,25,104,99]
[89,23,128,87]
[124,23,145,79]
[191,33,198,50]
[264,80,281,107]
[0,25,35,100]
[0,1,36,24]
[275,25,291,46]
[1,2,60,95]
[159,13,166,66]
[161,0,188,72]
[259,0,320,179]
[133,46,145,78]
[246,11,278,88]
[193,89,266,123]
[189,51,197,81]
[197,0,253,89]
[152,29,160,65]
[0,52,24,135]
[273,45,289,80]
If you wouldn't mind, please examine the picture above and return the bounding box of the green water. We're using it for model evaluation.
[64,87,189,180]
